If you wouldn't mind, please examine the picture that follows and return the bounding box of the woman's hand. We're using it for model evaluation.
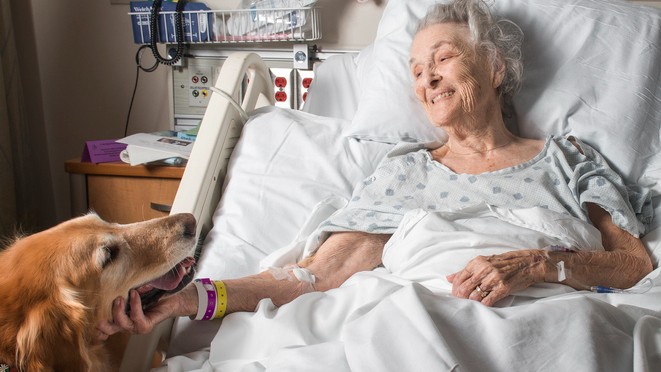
[447,249,550,306]
[96,284,198,340]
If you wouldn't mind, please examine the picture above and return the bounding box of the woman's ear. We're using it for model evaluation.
[492,58,506,89]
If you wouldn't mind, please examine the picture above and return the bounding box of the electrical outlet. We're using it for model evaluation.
[270,68,294,109]
[296,69,315,110]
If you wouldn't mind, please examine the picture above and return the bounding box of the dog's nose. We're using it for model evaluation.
[177,213,197,238]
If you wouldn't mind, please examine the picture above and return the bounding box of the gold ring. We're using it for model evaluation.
[476,285,490,298]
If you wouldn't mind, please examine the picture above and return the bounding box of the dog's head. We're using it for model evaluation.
[0,213,197,371]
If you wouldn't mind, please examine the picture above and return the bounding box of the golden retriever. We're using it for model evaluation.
[0,213,197,372]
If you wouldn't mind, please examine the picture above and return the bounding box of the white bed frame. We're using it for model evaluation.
[120,52,275,372]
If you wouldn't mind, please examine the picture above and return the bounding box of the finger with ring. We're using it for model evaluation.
[475,285,490,298]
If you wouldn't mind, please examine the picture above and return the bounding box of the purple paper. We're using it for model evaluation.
[81,140,127,163]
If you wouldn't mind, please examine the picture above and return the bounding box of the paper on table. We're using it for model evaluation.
[117,133,194,166]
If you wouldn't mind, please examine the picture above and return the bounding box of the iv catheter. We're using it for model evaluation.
[590,278,654,294]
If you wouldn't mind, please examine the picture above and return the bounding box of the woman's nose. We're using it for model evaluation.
[422,68,441,88]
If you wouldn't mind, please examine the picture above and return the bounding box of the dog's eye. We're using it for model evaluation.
[101,245,119,268]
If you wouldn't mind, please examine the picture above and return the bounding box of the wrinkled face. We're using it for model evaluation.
[410,22,502,129]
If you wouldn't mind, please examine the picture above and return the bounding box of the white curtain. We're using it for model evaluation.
[1,0,54,238]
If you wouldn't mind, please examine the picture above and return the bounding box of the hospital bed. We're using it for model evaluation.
[122,0,661,370]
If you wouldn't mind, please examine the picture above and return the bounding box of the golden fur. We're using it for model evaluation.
[0,213,197,372]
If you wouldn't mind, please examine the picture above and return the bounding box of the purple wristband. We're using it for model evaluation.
[545,245,578,253]
[198,278,217,321]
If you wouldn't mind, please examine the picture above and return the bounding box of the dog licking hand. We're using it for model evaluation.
[0,213,197,372]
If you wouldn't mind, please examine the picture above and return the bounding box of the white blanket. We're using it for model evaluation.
[158,206,661,372]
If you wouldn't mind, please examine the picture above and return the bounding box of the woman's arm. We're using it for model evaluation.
[545,203,653,289]
[299,231,390,291]
[448,203,653,306]
[99,231,390,337]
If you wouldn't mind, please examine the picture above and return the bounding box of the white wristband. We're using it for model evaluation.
[193,280,210,320]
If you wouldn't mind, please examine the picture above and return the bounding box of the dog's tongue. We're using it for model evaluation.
[138,257,195,293]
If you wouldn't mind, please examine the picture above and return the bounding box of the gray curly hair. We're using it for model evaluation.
[416,0,524,109]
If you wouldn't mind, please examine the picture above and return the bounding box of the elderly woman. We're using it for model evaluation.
[101,0,652,337]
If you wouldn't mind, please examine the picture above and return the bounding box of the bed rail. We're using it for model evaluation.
[172,51,274,239]
[119,52,274,372]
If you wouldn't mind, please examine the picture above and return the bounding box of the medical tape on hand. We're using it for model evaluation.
[543,245,575,283]
[556,261,567,282]
[269,265,316,284]
[291,267,316,283]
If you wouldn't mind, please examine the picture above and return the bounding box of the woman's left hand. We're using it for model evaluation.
[447,249,549,306]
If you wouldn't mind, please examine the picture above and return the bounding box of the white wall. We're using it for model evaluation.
[14,0,171,223]
[11,0,661,224]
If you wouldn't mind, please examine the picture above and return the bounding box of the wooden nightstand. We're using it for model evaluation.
[65,159,185,223]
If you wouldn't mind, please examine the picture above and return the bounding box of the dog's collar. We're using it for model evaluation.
[0,363,17,372]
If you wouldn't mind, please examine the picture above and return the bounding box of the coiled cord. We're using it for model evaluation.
[149,0,187,65]
[126,1,187,135]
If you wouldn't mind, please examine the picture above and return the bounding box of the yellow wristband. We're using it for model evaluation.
[213,280,227,319]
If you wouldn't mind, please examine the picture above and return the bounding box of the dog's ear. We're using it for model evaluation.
[15,295,93,371]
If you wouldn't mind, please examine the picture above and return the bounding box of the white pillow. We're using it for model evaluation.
[196,107,392,280]
[348,0,661,187]
[302,53,361,120]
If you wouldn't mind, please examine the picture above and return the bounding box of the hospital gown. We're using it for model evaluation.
[319,136,652,240]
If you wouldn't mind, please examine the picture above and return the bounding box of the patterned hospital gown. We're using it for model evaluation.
[319,136,652,239]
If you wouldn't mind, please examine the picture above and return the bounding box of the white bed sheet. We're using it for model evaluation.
[161,206,661,372]
[162,96,661,372]
[166,106,393,356]
[161,0,661,368]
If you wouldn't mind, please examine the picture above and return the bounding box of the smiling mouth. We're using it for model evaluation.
[126,257,196,313]
[431,90,455,104]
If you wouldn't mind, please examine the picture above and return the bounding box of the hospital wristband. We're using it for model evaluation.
[193,278,217,321]
[213,280,228,319]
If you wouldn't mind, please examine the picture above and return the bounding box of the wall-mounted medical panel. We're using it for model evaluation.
[171,49,320,132]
